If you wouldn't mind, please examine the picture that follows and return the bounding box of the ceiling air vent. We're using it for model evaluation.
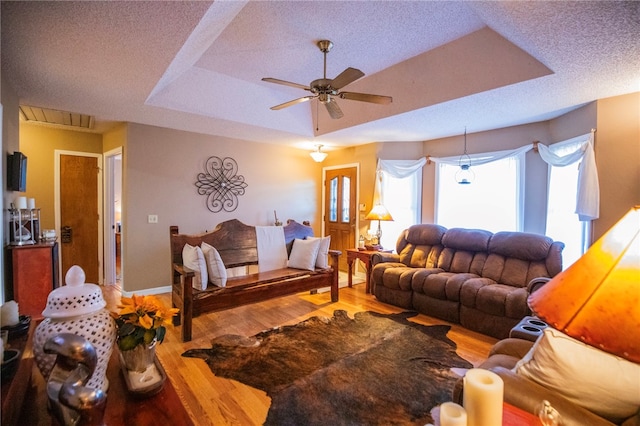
[19,105,94,130]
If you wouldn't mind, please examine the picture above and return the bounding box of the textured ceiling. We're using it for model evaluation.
[2,1,639,151]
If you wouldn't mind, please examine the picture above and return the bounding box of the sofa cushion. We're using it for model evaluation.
[397,224,446,268]
[489,231,553,260]
[515,328,640,423]
[379,266,418,291]
[437,228,490,274]
[442,228,492,251]
[461,281,530,318]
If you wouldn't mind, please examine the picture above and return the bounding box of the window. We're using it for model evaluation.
[545,140,590,268]
[435,152,523,232]
[379,171,421,249]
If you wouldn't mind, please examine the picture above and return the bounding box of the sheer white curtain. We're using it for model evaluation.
[374,158,426,250]
[537,132,599,221]
[430,131,599,231]
[542,132,597,267]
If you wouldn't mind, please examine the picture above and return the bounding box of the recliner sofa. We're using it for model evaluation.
[370,224,564,339]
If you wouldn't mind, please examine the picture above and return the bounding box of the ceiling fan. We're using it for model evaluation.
[262,40,392,119]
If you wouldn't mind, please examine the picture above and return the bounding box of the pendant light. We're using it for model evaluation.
[455,128,474,184]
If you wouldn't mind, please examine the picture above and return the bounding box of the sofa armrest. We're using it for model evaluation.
[371,252,400,266]
[527,276,551,293]
[454,367,616,426]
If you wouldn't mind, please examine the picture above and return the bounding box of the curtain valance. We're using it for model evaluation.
[428,131,599,221]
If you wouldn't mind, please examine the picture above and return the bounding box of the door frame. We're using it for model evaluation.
[321,162,360,247]
[54,150,104,284]
[103,147,122,286]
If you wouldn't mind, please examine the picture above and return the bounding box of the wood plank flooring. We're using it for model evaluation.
[103,274,497,426]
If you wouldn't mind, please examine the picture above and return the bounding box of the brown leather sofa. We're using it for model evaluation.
[452,338,640,426]
[370,224,564,339]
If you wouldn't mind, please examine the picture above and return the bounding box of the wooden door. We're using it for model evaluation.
[324,167,357,271]
[60,154,100,282]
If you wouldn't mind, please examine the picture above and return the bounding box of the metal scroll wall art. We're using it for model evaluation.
[195,156,248,213]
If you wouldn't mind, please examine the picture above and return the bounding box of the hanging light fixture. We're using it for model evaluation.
[455,128,474,184]
[310,144,328,162]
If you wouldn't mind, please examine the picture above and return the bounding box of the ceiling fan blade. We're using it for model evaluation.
[262,77,310,91]
[331,67,365,90]
[339,91,393,105]
[270,96,315,110]
[324,98,344,119]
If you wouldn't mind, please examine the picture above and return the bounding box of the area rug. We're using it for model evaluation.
[182,310,472,425]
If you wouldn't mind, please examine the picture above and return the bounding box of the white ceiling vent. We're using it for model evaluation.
[19,105,94,130]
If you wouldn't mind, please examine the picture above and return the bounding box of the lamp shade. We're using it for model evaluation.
[310,145,327,162]
[528,206,640,362]
[365,204,394,221]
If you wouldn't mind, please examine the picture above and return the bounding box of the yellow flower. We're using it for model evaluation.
[114,294,179,351]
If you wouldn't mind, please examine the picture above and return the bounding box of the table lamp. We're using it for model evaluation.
[528,205,640,363]
[365,204,393,249]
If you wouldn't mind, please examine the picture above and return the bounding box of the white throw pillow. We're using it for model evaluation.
[514,327,640,422]
[201,242,227,287]
[288,238,321,271]
[182,244,208,291]
[307,236,331,269]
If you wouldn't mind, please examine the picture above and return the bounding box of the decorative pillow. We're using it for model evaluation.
[307,236,331,269]
[201,242,227,287]
[514,327,640,422]
[182,244,208,291]
[288,238,321,271]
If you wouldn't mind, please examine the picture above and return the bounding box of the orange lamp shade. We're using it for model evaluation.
[365,204,393,221]
[528,206,640,362]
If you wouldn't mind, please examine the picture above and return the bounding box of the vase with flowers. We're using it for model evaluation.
[112,295,179,372]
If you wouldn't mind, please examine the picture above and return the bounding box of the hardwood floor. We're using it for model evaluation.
[103,274,497,426]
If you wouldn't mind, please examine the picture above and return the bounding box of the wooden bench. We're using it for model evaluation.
[170,219,340,342]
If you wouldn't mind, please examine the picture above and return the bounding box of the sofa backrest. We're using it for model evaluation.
[393,224,564,286]
[483,231,565,286]
[438,228,492,274]
[396,224,446,268]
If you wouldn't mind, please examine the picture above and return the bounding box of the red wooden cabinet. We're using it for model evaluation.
[5,243,59,320]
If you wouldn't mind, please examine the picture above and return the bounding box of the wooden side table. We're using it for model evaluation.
[346,249,390,294]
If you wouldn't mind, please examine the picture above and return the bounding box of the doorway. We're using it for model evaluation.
[104,148,122,286]
[323,165,358,272]
[55,151,103,284]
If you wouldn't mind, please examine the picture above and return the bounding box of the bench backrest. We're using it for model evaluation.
[170,219,315,270]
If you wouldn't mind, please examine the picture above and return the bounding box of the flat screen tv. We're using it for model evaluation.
[7,151,27,192]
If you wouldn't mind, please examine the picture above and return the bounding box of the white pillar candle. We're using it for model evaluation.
[28,198,36,209]
[463,368,504,426]
[0,300,20,327]
[440,402,467,426]
[16,196,27,210]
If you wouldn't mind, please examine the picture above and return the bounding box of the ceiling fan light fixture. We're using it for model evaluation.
[262,39,391,121]
[310,144,328,162]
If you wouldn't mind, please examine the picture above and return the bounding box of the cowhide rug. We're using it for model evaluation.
[182,310,472,425]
